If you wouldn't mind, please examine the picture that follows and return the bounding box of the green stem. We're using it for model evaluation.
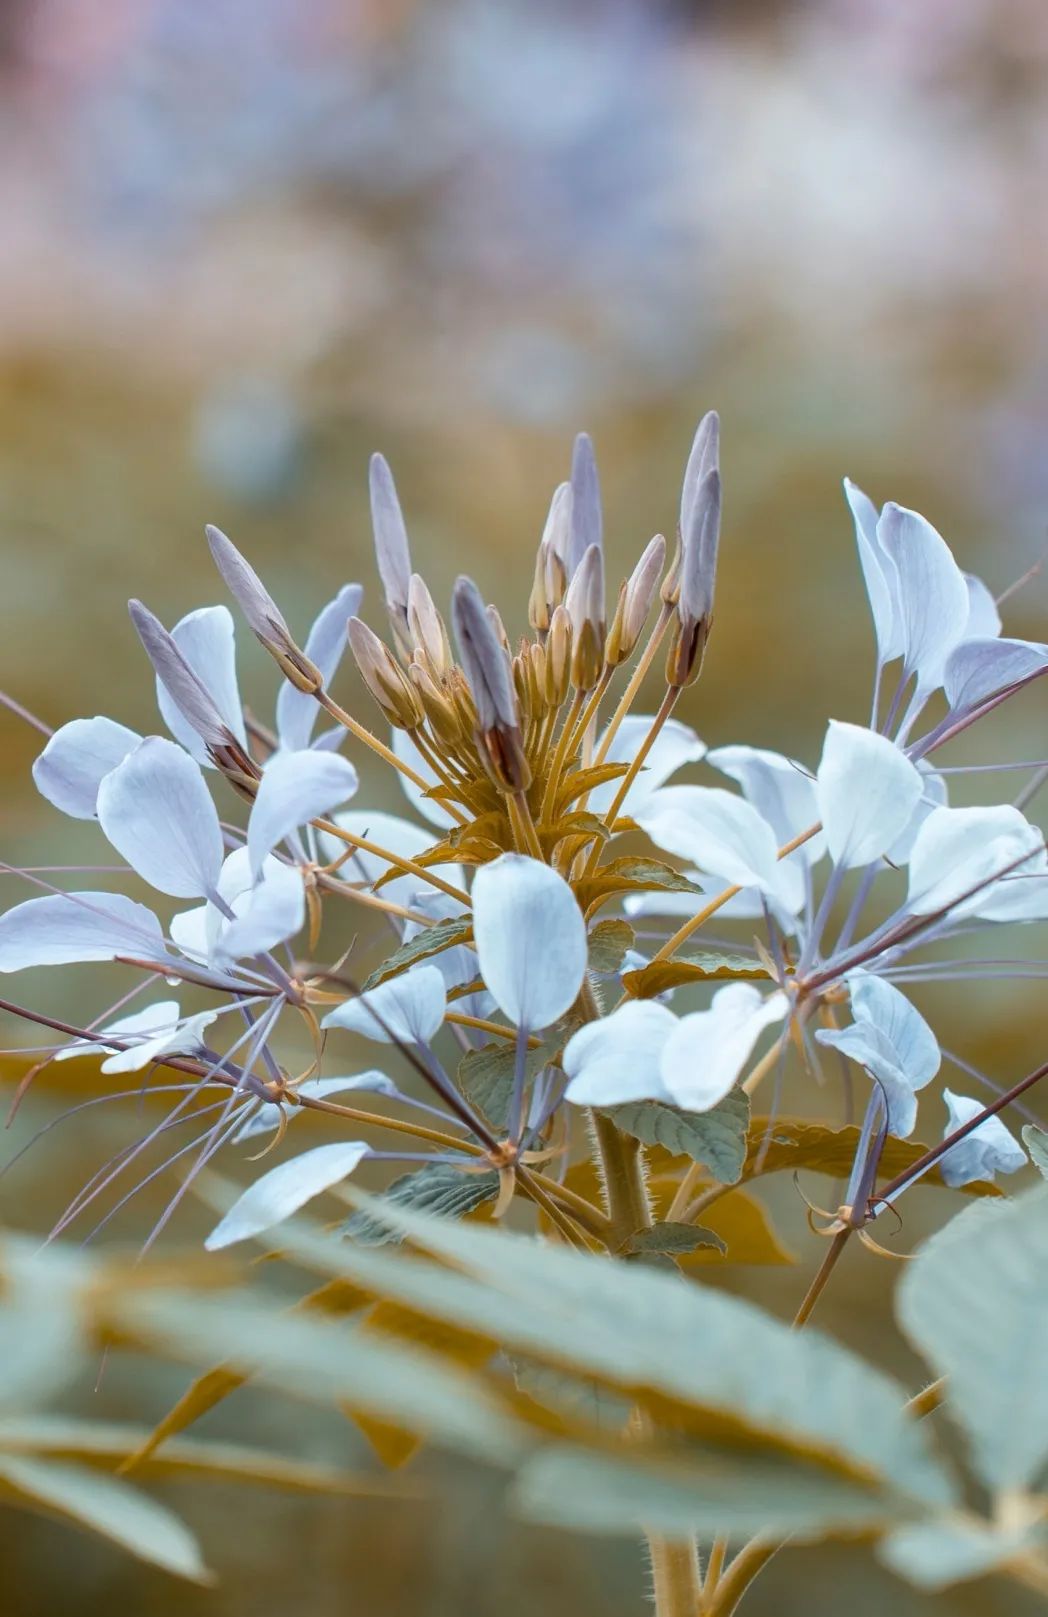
[591,1110,651,1245]
[649,1533,703,1617]
[703,1541,781,1616]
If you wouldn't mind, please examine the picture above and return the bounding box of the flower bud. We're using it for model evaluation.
[606,533,666,666]
[569,432,602,580]
[408,660,463,746]
[347,616,423,730]
[206,526,323,693]
[407,573,451,677]
[667,467,721,687]
[545,605,573,708]
[369,452,413,654]
[564,543,605,692]
[451,576,531,792]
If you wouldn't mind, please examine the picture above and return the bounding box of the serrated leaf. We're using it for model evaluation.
[897,1186,1048,1492]
[587,918,635,975]
[0,1455,209,1581]
[877,1517,1045,1591]
[554,763,629,814]
[545,811,611,851]
[575,858,704,913]
[279,1206,956,1505]
[457,1015,579,1132]
[623,1223,724,1258]
[606,1091,749,1186]
[342,1163,500,1246]
[1022,1124,1048,1180]
[623,953,770,998]
[362,917,474,990]
[512,1444,898,1540]
[744,1119,1001,1197]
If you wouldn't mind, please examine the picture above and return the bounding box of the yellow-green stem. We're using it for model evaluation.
[649,1534,703,1617]
[593,602,673,764]
[581,685,680,878]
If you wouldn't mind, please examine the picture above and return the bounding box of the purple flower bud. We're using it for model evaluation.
[569,432,602,578]
[206,525,322,693]
[128,601,231,755]
[451,576,530,792]
[369,452,412,647]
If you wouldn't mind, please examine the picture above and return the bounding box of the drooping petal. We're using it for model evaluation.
[906,805,1047,921]
[319,808,462,907]
[204,1141,371,1250]
[635,786,782,893]
[877,503,971,695]
[706,744,823,861]
[392,730,458,830]
[815,1021,921,1137]
[0,892,166,971]
[53,999,184,1062]
[848,975,940,1090]
[962,574,1002,641]
[214,860,305,963]
[938,1091,1027,1188]
[246,750,358,878]
[321,966,447,1045]
[32,717,141,821]
[156,606,246,765]
[97,737,224,900]
[843,479,902,665]
[275,583,363,751]
[563,1002,677,1105]
[471,854,587,1031]
[589,717,706,818]
[815,721,923,869]
[943,637,1048,715]
[661,984,788,1112]
[100,1008,219,1074]
[234,1072,397,1142]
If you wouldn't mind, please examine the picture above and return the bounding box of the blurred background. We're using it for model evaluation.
[1,1,1047,1612]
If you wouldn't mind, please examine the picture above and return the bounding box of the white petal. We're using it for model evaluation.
[635,786,782,893]
[32,717,141,820]
[168,903,212,963]
[815,1022,920,1137]
[848,975,940,1090]
[100,1008,218,1074]
[943,637,1048,714]
[204,1141,370,1249]
[844,479,902,663]
[706,744,823,861]
[471,854,587,1030]
[877,503,971,695]
[939,1090,1027,1188]
[157,606,246,765]
[563,1002,678,1105]
[0,892,166,971]
[816,721,922,869]
[275,584,362,752]
[247,750,358,878]
[54,999,184,1061]
[319,809,462,907]
[963,574,1002,641]
[321,965,447,1044]
[885,764,947,865]
[391,730,457,829]
[588,717,706,817]
[214,860,305,963]
[661,984,788,1111]
[907,805,1046,921]
[234,1071,396,1142]
[97,738,224,900]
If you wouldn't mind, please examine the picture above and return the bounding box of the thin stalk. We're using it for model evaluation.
[649,1534,702,1617]
[313,818,470,907]
[593,602,673,764]
[581,685,679,878]
[792,1228,852,1328]
[704,1541,781,1617]
[510,789,545,860]
[314,689,467,814]
[539,690,585,822]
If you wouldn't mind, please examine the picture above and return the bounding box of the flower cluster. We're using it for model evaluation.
[2,418,1045,1252]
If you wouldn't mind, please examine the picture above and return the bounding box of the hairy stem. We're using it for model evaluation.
[649,1533,703,1617]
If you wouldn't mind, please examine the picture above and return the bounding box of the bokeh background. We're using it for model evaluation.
[1,1,1047,1612]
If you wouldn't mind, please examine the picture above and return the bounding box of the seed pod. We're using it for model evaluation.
[347,617,423,730]
[667,467,721,688]
[451,576,531,793]
[206,526,323,693]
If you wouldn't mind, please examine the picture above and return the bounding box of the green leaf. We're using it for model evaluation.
[0,1416,408,1498]
[623,1223,725,1258]
[606,1091,750,1186]
[115,1290,524,1465]
[878,1518,1045,1591]
[897,1186,1048,1492]
[575,858,704,913]
[744,1118,1000,1197]
[343,1163,500,1246]
[0,1454,209,1581]
[1022,1124,1048,1180]
[279,1205,956,1506]
[682,1189,796,1267]
[554,763,629,814]
[507,1357,633,1433]
[587,918,635,975]
[623,953,769,999]
[457,1016,579,1131]
[547,811,611,848]
[512,1444,899,1539]
[362,917,473,990]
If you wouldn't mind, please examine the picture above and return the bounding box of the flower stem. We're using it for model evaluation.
[593,602,673,764]
[649,1533,703,1617]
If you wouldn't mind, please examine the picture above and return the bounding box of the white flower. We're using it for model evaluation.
[471,854,587,1031]
[586,716,706,819]
[938,1091,1027,1188]
[233,1072,397,1143]
[321,966,447,1045]
[53,999,217,1074]
[563,1002,678,1105]
[815,974,939,1137]
[815,721,922,870]
[635,785,802,917]
[204,1140,371,1249]
[906,805,1048,923]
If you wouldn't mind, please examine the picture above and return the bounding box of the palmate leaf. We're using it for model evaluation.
[279,1205,956,1508]
[457,1016,579,1132]
[512,1443,897,1540]
[605,1091,749,1185]
[897,1186,1048,1493]
[742,1118,1001,1197]
[342,1162,501,1246]
[0,1454,209,1582]
[362,917,473,990]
